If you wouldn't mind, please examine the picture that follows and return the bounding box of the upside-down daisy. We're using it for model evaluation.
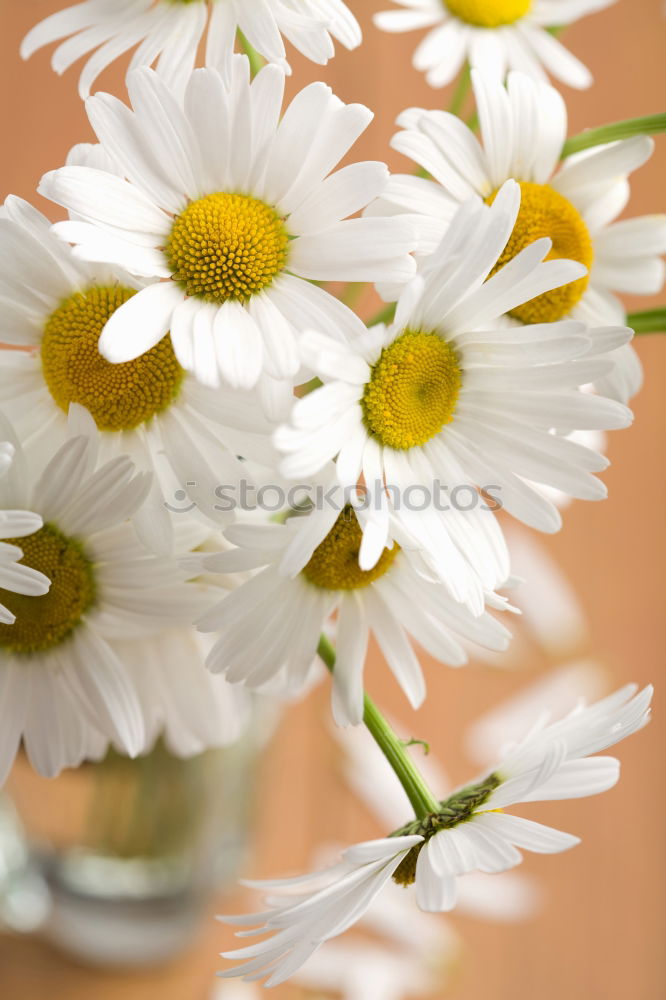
[0,414,217,784]
[196,502,512,726]
[0,189,275,553]
[38,61,415,404]
[276,181,634,568]
[218,684,651,985]
[369,70,666,401]
[22,0,361,98]
[374,0,616,89]
[0,443,51,624]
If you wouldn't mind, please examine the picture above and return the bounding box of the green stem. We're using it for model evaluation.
[627,307,666,334]
[317,635,440,819]
[562,114,666,158]
[366,302,396,328]
[237,30,264,77]
[448,63,471,118]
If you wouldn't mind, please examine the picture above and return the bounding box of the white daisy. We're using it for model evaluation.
[373,0,616,90]
[218,684,651,985]
[196,502,512,725]
[38,61,415,404]
[0,191,274,554]
[0,443,51,624]
[400,681,652,911]
[21,0,362,98]
[0,415,215,784]
[369,70,666,400]
[276,181,634,596]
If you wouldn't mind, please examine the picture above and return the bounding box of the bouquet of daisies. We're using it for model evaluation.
[2,0,664,991]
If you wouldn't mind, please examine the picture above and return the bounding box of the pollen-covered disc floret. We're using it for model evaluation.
[302,507,400,590]
[446,0,531,27]
[41,286,185,432]
[487,183,593,323]
[362,330,461,450]
[166,193,289,304]
[39,65,416,398]
[0,524,95,654]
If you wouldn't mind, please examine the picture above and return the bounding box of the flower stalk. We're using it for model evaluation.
[562,113,666,157]
[627,307,666,334]
[317,635,441,819]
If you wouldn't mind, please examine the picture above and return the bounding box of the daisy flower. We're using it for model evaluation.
[22,0,362,99]
[276,181,634,583]
[0,443,51,624]
[218,684,651,985]
[38,61,415,404]
[373,0,616,90]
[0,415,215,784]
[196,502,512,726]
[0,190,273,554]
[370,70,666,401]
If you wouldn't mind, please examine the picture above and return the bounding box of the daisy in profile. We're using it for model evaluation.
[196,502,512,726]
[39,61,415,405]
[374,0,616,89]
[218,684,651,985]
[22,0,361,98]
[0,443,51,623]
[369,70,666,401]
[0,414,215,785]
[276,182,633,570]
[0,188,274,554]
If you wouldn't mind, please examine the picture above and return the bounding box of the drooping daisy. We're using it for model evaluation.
[218,684,651,984]
[0,443,51,624]
[0,416,216,784]
[196,502,512,725]
[38,61,415,402]
[374,0,616,89]
[369,70,666,401]
[391,681,652,912]
[276,181,634,577]
[0,191,274,553]
[22,0,362,98]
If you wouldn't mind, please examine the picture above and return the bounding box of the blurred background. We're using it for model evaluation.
[0,0,664,997]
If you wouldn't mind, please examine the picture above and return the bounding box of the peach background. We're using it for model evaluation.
[0,1,665,998]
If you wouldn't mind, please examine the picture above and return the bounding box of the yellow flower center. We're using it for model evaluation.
[445,0,531,27]
[165,192,289,304]
[487,182,593,323]
[41,286,185,432]
[0,524,96,654]
[301,507,399,591]
[362,330,461,451]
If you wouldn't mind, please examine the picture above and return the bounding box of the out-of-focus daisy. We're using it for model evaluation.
[374,0,616,89]
[39,62,415,407]
[370,70,666,401]
[0,442,51,624]
[0,191,273,553]
[196,504,512,725]
[218,684,651,985]
[0,415,215,784]
[22,0,361,98]
[276,182,633,581]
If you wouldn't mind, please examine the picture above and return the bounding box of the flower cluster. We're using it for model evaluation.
[2,0,662,991]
